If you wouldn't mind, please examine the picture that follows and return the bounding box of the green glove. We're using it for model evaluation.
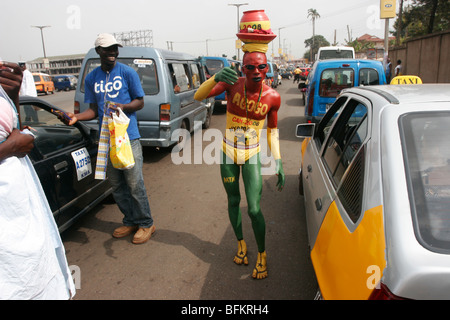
[214,67,239,85]
[275,159,285,192]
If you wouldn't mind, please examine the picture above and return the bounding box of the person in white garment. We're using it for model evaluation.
[0,61,75,300]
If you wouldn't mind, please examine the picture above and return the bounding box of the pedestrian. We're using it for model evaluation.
[66,33,155,244]
[293,66,301,83]
[385,58,392,83]
[18,62,37,97]
[18,61,39,122]
[394,59,402,77]
[194,36,285,280]
[0,61,75,299]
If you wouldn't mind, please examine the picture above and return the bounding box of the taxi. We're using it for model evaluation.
[296,84,450,299]
[19,96,112,232]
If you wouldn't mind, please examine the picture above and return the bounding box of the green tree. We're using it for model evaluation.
[392,0,449,42]
[304,35,330,60]
[307,8,321,61]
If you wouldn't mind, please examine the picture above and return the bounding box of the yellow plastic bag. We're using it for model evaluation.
[108,108,135,170]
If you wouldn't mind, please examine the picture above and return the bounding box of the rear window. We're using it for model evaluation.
[401,112,450,253]
[319,50,354,60]
[80,58,158,95]
[205,59,224,75]
[359,68,380,86]
[319,68,354,98]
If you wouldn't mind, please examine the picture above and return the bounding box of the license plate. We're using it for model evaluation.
[71,147,92,181]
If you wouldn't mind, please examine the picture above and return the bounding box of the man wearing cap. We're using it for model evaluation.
[66,33,155,244]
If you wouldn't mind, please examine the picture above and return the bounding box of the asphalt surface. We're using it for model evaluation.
[43,80,318,303]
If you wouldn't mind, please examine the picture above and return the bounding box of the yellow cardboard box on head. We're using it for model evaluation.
[380,0,396,19]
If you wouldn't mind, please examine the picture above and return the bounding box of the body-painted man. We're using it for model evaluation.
[195,51,285,279]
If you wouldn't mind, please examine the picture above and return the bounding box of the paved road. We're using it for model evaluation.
[46,80,318,302]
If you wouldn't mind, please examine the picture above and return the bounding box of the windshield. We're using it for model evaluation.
[401,111,450,253]
[80,58,159,95]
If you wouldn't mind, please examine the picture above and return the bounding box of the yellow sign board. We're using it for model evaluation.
[235,40,242,49]
[390,75,423,84]
[380,0,396,19]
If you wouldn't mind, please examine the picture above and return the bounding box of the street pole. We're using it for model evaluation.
[229,3,248,60]
[31,25,51,59]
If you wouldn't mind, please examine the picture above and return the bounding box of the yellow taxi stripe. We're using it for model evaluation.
[311,203,386,300]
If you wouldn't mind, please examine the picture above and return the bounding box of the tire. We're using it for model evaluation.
[202,108,212,129]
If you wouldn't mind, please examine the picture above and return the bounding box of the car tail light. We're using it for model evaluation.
[74,101,80,114]
[160,103,171,121]
[368,283,408,300]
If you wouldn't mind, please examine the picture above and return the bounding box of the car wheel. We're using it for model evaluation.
[202,107,212,129]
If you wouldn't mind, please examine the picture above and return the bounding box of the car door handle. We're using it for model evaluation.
[315,198,322,211]
[54,161,68,173]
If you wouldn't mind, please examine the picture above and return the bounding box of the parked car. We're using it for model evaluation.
[54,74,78,91]
[302,59,387,123]
[33,72,55,95]
[75,47,214,149]
[19,96,112,233]
[200,56,243,109]
[296,84,450,300]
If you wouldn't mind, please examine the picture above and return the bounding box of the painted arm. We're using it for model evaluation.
[194,67,238,101]
[267,96,285,191]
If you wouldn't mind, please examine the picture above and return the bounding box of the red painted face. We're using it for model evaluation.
[243,52,268,84]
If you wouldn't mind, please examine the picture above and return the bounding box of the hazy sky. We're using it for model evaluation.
[1,0,403,63]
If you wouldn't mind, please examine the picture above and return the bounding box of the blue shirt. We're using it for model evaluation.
[84,62,144,140]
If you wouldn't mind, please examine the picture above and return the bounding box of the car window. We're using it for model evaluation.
[323,100,368,185]
[314,96,348,149]
[19,103,84,156]
[359,68,380,86]
[189,63,201,89]
[320,99,368,223]
[169,63,191,93]
[400,112,450,253]
[205,59,225,76]
[319,68,354,98]
[80,58,159,95]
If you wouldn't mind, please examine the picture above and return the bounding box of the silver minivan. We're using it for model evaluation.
[74,46,214,148]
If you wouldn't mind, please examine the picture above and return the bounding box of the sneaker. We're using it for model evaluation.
[112,225,138,238]
[132,225,156,244]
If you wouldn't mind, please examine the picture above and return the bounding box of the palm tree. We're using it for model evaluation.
[307,8,320,61]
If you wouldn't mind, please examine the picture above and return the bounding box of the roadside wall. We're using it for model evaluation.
[389,30,450,83]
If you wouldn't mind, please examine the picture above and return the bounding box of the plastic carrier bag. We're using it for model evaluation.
[108,108,135,169]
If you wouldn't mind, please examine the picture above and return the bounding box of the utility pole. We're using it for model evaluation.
[228,3,249,60]
[31,25,51,58]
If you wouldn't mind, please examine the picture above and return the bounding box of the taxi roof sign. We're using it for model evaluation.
[390,75,423,85]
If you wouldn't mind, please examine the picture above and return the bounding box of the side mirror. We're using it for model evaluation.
[296,123,315,138]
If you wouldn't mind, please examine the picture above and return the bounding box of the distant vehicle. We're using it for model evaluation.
[300,67,311,80]
[265,62,280,88]
[302,59,387,123]
[296,84,450,300]
[33,72,55,95]
[53,75,78,91]
[19,96,112,233]
[200,56,243,108]
[75,47,214,149]
[317,46,355,60]
[281,68,292,79]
